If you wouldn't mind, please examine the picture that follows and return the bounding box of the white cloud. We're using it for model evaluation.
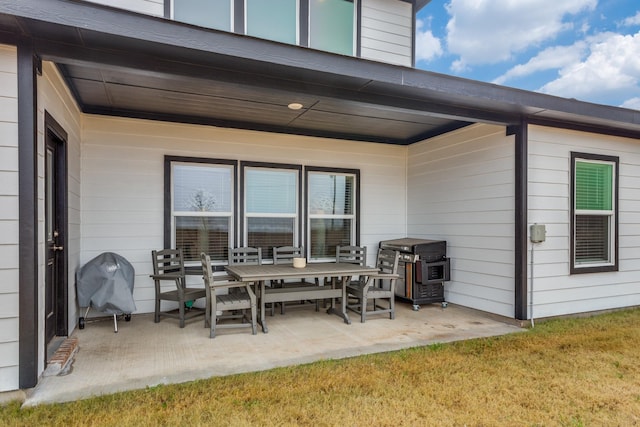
[539,31,640,102]
[621,97,640,110]
[621,11,640,26]
[415,18,443,62]
[445,0,597,67]
[493,42,588,85]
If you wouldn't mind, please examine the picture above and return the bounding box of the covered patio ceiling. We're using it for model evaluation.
[2,0,640,145]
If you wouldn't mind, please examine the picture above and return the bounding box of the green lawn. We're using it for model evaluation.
[2,308,640,426]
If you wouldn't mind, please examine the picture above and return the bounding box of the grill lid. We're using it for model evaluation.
[379,238,444,252]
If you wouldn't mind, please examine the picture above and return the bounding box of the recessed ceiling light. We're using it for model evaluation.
[288,102,303,110]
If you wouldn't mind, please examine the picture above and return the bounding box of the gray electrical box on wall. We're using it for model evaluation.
[530,224,546,243]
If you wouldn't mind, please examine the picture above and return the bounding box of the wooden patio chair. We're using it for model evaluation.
[272,246,318,314]
[317,245,368,305]
[225,246,262,282]
[201,253,257,338]
[150,248,206,328]
[346,248,400,323]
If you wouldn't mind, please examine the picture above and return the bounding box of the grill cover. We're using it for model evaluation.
[76,252,137,314]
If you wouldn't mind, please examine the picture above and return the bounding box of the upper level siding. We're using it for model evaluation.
[361,0,413,67]
[83,0,163,16]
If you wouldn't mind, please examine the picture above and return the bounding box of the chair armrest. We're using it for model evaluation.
[213,281,257,303]
[360,272,399,292]
[366,272,399,280]
[212,281,253,290]
[150,273,183,280]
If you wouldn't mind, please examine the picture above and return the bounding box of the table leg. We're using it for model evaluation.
[326,275,351,324]
[258,280,268,333]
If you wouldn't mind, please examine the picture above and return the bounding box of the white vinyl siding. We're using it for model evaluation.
[37,62,83,381]
[528,125,640,318]
[407,124,515,318]
[81,116,406,313]
[0,44,19,392]
[360,0,413,67]
[82,0,164,16]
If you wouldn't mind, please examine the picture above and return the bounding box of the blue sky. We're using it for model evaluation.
[415,0,640,109]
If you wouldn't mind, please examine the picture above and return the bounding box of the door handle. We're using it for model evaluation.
[51,245,64,251]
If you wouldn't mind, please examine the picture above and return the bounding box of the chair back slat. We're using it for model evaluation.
[152,249,185,277]
[273,246,304,264]
[336,245,367,266]
[228,247,262,265]
[376,249,400,275]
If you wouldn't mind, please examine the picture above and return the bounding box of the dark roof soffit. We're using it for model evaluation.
[416,0,433,11]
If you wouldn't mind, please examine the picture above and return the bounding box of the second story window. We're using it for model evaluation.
[173,0,233,31]
[170,0,359,56]
[246,0,298,45]
[309,0,354,55]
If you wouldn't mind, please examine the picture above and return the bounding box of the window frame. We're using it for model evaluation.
[164,156,238,267]
[570,152,619,274]
[240,161,303,259]
[305,166,360,262]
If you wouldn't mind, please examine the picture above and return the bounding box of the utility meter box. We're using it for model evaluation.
[530,224,546,243]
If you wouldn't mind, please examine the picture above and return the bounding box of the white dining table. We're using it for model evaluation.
[225,262,380,333]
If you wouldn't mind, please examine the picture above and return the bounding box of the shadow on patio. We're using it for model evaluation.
[25,303,524,405]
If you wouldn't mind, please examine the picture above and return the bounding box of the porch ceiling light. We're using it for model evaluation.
[288,102,303,110]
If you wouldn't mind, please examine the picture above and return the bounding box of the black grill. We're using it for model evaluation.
[379,238,450,310]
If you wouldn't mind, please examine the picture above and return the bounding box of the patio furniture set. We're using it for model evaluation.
[150,246,400,338]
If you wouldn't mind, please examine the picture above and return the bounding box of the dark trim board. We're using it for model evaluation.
[528,116,640,142]
[507,122,528,321]
[17,41,39,389]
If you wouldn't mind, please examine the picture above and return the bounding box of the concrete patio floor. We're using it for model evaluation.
[24,303,524,406]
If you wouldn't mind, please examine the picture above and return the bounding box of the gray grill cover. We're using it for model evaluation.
[76,252,137,314]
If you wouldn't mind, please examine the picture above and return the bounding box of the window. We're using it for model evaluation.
[165,158,359,265]
[306,167,359,261]
[171,0,360,57]
[173,0,233,31]
[571,152,618,273]
[246,0,298,45]
[167,157,236,264]
[309,0,354,55]
[242,163,301,259]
